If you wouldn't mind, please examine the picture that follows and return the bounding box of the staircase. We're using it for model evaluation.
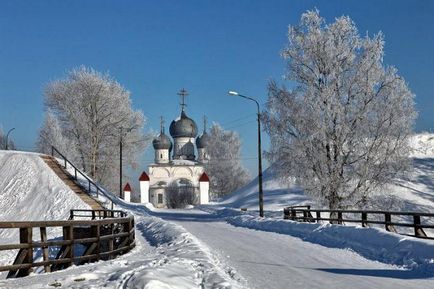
[40,155,104,210]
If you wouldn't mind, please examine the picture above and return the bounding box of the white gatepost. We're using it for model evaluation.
[123,183,131,203]
[139,171,150,203]
[199,172,210,204]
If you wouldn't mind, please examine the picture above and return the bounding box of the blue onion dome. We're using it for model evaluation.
[152,132,172,150]
[196,131,210,149]
[169,111,198,138]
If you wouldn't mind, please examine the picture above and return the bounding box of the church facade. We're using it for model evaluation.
[146,89,210,208]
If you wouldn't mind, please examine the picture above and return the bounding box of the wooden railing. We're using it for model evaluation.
[0,209,135,278]
[51,146,110,202]
[284,206,434,240]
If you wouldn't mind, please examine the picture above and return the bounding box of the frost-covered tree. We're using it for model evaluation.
[39,66,150,193]
[37,112,76,160]
[205,123,250,198]
[0,128,16,150]
[263,10,416,209]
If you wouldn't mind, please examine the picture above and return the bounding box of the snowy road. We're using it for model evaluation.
[155,209,433,289]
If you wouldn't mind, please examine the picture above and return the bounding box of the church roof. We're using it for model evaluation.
[169,111,198,138]
[196,131,210,148]
[199,172,210,182]
[139,171,150,181]
[124,183,132,191]
[152,132,172,150]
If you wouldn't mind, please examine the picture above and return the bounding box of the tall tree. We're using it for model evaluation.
[37,112,76,159]
[0,128,16,150]
[39,66,149,192]
[205,123,250,198]
[263,10,416,209]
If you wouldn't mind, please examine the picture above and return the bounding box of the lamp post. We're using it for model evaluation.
[5,128,15,150]
[228,91,264,217]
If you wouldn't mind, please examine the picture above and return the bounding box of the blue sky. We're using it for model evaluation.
[1,0,433,178]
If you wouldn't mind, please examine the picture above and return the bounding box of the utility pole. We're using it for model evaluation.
[119,127,123,200]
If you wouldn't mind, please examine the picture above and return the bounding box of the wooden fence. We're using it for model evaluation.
[284,205,434,240]
[0,209,135,278]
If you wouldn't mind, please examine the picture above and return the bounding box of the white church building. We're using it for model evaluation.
[136,89,210,208]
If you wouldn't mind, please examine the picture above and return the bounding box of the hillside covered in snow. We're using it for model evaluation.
[221,133,434,213]
[0,151,90,223]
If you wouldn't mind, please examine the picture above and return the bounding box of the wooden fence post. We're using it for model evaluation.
[63,225,74,268]
[385,213,397,233]
[40,227,51,273]
[337,212,343,224]
[413,215,427,237]
[283,208,289,219]
[361,212,368,227]
[290,209,296,220]
[92,224,101,261]
[302,210,308,222]
[16,227,33,277]
[316,211,321,223]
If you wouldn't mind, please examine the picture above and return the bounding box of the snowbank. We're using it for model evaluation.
[226,214,434,274]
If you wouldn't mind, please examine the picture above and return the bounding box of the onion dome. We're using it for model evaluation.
[196,131,210,149]
[152,132,172,150]
[169,111,198,138]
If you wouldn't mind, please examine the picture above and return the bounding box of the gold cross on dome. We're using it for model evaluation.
[177,88,189,111]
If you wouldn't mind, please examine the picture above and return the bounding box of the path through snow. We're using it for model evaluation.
[154,208,434,289]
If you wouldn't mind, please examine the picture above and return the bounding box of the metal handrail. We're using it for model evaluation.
[50,146,115,206]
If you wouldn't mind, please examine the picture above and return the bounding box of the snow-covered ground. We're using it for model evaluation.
[0,151,244,288]
[1,133,434,288]
[0,151,90,270]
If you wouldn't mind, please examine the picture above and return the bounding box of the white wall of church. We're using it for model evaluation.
[148,163,206,208]
[173,137,196,159]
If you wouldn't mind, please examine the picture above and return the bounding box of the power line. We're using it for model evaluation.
[225,120,257,130]
[220,113,256,126]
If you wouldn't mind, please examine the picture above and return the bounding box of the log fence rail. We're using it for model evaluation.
[284,205,434,240]
[0,209,135,278]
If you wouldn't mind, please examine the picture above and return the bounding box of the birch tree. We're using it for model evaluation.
[39,66,149,192]
[263,10,416,209]
[205,123,250,198]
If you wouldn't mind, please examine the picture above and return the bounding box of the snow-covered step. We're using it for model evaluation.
[40,155,104,211]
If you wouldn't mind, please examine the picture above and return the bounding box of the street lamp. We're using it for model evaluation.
[228,91,264,217]
[5,128,15,150]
